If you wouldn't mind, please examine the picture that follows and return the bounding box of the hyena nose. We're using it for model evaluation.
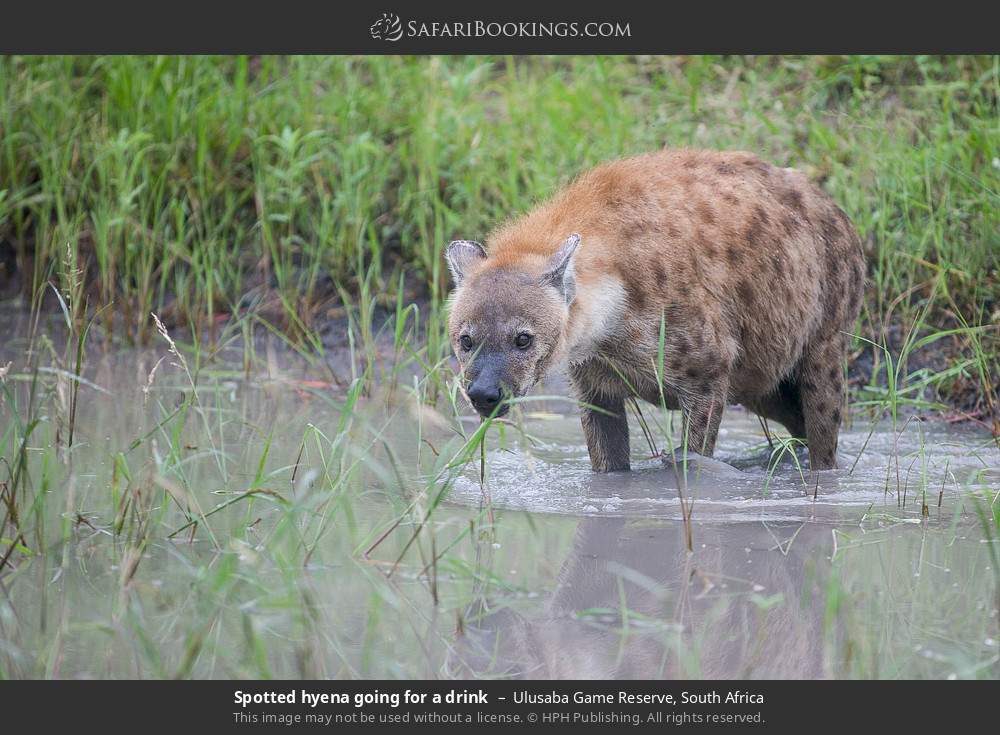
[467,382,503,414]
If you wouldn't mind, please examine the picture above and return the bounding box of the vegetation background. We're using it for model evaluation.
[0,54,997,413]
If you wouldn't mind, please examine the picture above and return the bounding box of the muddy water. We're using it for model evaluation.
[0,337,998,679]
[450,411,1000,521]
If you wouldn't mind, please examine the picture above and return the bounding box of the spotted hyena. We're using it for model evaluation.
[446,149,866,471]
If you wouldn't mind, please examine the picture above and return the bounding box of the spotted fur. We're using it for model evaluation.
[447,149,866,471]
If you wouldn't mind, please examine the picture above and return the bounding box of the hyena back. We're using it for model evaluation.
[446,149,866,471]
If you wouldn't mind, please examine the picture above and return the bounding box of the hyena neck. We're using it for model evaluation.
[562,274,628,365]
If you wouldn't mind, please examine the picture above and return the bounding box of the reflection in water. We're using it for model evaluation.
[453,501,828,678]
[445,413,999,679]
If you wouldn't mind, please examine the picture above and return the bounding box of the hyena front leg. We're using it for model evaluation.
[574,384,630,473]
[796,333,847,470]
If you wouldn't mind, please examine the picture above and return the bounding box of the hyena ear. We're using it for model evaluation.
[542,233,580,305]
[445,240,487,286]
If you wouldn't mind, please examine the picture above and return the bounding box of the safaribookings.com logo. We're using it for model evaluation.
[370,13,404,41]
[369,13,631,42]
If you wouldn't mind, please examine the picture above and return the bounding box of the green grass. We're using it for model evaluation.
[1,55,997,424]
[1,57,997,359]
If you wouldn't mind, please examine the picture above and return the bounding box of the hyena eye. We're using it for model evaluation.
[514,332,533,350]
[459,335,474,352]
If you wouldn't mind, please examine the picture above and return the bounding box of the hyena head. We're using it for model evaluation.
[446,234,579,418]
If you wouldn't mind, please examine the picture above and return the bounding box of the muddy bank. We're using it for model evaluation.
[1,292,997,437]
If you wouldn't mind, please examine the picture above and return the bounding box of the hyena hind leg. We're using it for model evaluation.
[797,336,847,470]
[749,378,807,440]
[579,392,631,473]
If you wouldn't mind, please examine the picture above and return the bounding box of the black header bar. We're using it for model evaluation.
[2,2,998,54]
